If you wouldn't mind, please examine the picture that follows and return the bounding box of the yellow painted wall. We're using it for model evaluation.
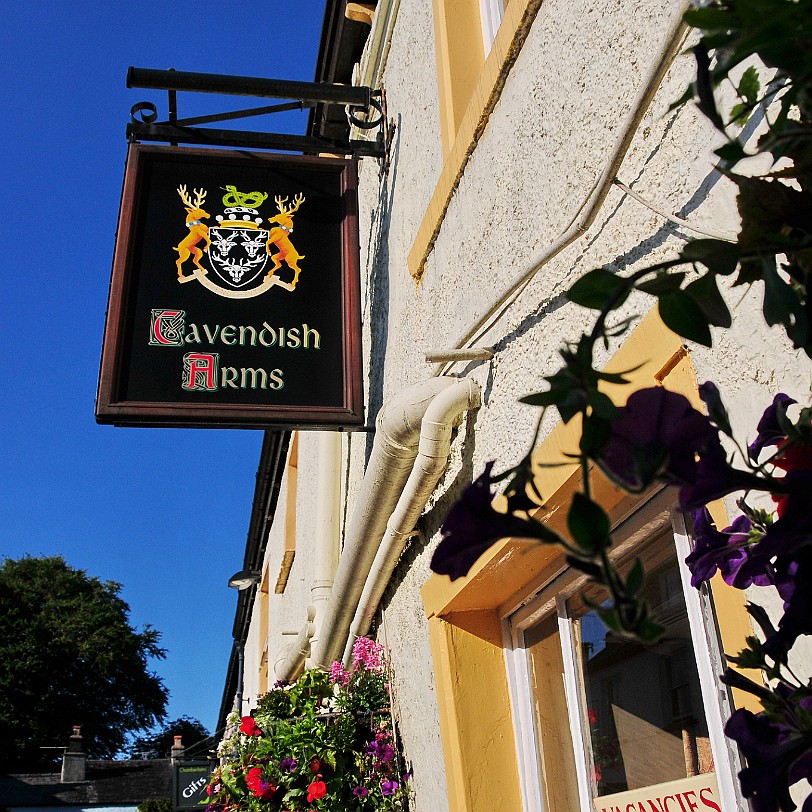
[427,610,523,812]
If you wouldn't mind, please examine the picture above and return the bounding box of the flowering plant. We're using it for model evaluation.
[207,638,410,812]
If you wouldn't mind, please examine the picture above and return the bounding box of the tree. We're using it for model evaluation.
[0,555,168,770]
[128,716,212,760]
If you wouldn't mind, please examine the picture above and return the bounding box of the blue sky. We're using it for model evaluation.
[0,1,326,743]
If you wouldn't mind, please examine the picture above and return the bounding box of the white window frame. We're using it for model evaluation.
[502,493,745,811]
[480,0,505,53]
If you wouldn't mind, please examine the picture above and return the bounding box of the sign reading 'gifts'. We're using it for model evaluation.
[96,144,363,428]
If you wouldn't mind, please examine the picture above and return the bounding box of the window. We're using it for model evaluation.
[572,540,713,801]
[480,0,505,53]
[506,496,738,811]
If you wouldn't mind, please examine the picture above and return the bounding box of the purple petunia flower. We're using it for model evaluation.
[279,757,297,772]
[366,739,395,762]
[599,387,722,490]
[685,508,762,588]
[352,786,369,798]
[381,780,399,796]
[431,462,553,580]
[678,442,770,511]
[748,393,798,463]
[724,685,812,812]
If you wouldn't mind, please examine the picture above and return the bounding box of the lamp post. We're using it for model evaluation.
[227,570,261,715]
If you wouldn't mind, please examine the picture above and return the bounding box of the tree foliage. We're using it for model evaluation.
[129,716,212,760]
[0,555,168,770]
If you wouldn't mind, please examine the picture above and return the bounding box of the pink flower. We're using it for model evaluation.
[352,637,383,670]
[329,660,350,686]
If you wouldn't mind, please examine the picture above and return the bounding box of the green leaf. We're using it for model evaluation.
[625,559,645,598]
[763,262,803,328]
[567,268,630,310]
[680,239,740,275]
[729,101,750,126]
[685,272,732,328]
[658,291,714,346]
[635,618,665,642]
[567,492,610,553]
[580,414,611,457]
[588,390,618,421]
[714,140,747,163]
[737,65,760,104]
[519,390,559,407]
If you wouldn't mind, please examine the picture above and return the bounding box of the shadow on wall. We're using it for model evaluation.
[364,115,402,464]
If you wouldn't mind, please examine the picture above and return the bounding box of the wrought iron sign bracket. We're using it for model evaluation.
[126,67,387,160]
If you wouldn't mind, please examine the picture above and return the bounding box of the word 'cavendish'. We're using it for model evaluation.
[149,309,321,350]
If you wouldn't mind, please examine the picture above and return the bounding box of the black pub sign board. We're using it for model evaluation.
[96,144,363,428]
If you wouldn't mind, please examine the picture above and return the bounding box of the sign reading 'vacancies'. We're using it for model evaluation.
[96,144,363,429]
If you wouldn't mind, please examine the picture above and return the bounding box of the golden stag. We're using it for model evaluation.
[174,185,211,280]
[266,194,305,288]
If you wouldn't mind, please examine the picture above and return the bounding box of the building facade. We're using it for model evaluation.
[219,1,812,810]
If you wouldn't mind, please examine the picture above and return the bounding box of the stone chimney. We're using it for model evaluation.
[61,726,86,782]
[170,735,185,763]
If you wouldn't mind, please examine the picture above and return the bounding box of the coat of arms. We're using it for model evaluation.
[173,184,306,299]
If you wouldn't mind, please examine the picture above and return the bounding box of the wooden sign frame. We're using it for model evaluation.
[96,144,364,429]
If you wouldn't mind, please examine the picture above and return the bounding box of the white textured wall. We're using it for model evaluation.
[348,0,811,809]
[250,0,811,809]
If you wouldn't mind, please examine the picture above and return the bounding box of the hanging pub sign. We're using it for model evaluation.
[96,144,363,428]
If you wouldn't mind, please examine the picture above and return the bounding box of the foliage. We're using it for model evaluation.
[138,799,174,812]
[431,0,812,808]
[0,555,168,770]
[207,638,409,812]
[128,716,212,760]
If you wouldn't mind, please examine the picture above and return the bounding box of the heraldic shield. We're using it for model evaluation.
[205,185,270,291]
[207,222,270,289]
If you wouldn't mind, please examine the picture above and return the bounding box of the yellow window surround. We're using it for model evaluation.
[410,0,544,283]
[275,432,299,594]
[421,310,758,811]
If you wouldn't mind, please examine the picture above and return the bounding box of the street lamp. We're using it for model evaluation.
[227,569,261,590]
[227,569,260,717]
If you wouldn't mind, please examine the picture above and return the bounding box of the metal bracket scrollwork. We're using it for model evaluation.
[125,67,388,160]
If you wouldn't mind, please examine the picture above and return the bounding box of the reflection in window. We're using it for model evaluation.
[575,553,713,798]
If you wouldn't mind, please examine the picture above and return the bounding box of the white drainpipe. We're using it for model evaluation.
[274,606,316,682]
[342,377,481,663]
[312,376,480,668]
[309,431,342,658]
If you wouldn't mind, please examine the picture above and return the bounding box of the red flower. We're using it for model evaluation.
[309,757,321,773]
[306,776,327,803]
[245,767,276,800]
[239,716,261,736]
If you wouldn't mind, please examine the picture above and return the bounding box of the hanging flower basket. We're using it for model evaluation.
[207,638,411,812]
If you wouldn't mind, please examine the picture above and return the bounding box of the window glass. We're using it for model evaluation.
[573,548,713,799]
[480,0,505,53]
